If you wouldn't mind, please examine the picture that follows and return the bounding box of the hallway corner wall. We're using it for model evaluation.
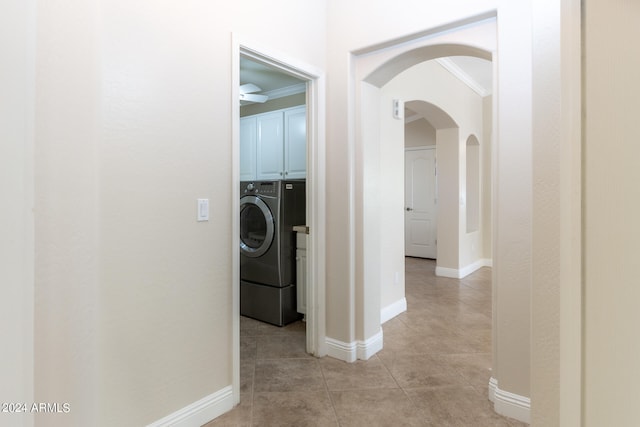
[0,1,35,426]
[481,95,493,262]
[490,1,533,418]
[582,1,640,425]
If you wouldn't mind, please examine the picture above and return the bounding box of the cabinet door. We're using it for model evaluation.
[256,111,284,180]
[284,106,307,179]
[239,116,257,181]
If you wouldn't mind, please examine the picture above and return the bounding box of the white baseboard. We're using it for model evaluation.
[147,385,234,427]
[357,329,383,360]
[326,337,357,362]
[381,298,407,324]
[488,377,530,424]
[435,258,493,279]
[326,329,383,362]
[435,266,462,278]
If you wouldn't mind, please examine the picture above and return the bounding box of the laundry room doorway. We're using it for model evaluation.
[231,37,326,405]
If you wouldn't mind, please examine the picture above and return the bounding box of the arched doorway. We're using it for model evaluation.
[348,15,532,424]
[351,36,495,349]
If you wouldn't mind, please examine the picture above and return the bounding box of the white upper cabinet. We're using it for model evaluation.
[284,106,307,180]
[240,106,306,181]
[239,116,257,181]
[256,111,285,180]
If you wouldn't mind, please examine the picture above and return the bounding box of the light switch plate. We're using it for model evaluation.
[197,199,209,221]
[392,99,404,120]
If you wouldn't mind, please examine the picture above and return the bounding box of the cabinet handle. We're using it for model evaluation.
[279,172,283,176]
[285,171,289,175]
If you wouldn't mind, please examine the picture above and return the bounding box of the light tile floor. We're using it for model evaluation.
[204,257,528,426]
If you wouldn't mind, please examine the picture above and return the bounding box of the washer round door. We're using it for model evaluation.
[240,195,275,258]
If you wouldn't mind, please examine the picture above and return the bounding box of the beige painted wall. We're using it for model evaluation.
[531,1,577,424]
[359,82,383,340]
[30,0,326,426]
[490,1,532,403]
[34,3,102,424]
[481,95,493,260]
[405,118,436,147]
[0,2,35,426]
[531,2,639,425]
[583,1,640,425]
[435,127,462,269]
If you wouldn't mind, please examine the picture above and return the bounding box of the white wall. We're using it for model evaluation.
[31,1,326,426]
[378,91,406,317]
[405,119,436,147]
[0,2,35,426]
[358,82,383,340]
[379,60,485,311]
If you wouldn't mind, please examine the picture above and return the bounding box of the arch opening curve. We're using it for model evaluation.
[364,43,492,88]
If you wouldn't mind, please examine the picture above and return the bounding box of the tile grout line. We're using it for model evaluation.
[248,356,255,427]
[376,352,433,426]
[226,259,525,426]
[317,357,343,426]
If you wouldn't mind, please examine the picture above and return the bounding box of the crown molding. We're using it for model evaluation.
[263,82,306,100]
[436,57,491,97]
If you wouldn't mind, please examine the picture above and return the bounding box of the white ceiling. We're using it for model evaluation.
[240,57,306,101]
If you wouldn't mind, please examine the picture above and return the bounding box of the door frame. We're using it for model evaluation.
[404,146,437,259]
[231,35,327,405]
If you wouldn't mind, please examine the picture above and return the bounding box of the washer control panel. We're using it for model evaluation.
[242,181,278,195]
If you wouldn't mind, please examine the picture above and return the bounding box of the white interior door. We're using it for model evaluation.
[405,148,437,258]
